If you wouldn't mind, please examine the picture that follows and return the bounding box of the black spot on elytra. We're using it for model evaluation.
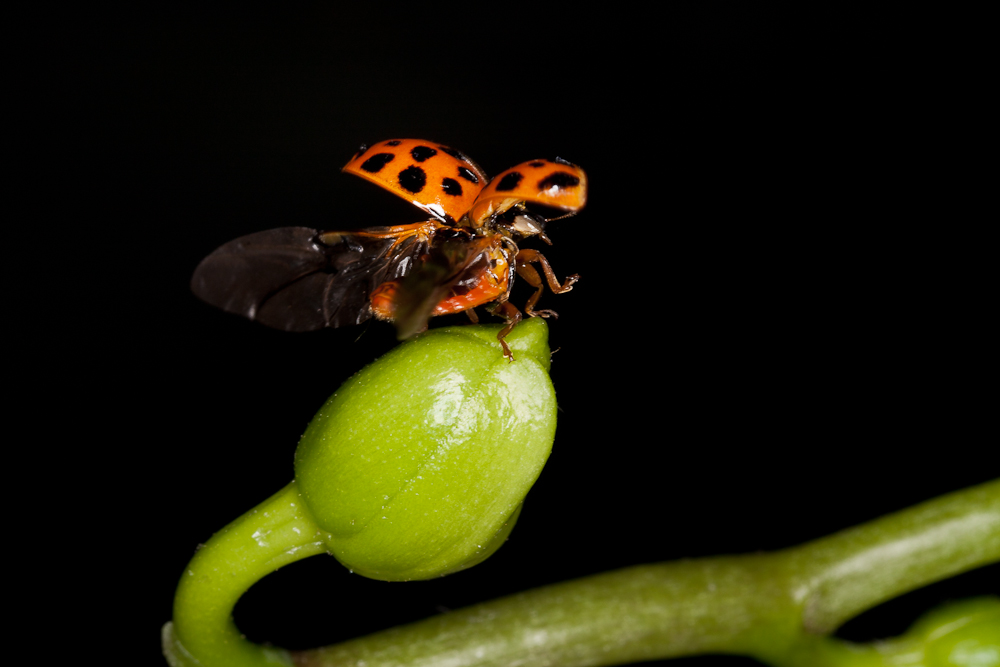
[496,172,523,191]
[538,171,580,189]
[441,178,462,196]
[398,165,427,193]
[457,166,479,184]
[529,161,546,168]
[385,140,402,146]
[438,145,468,161]
[411,145,437,162]
[360,153,395,173]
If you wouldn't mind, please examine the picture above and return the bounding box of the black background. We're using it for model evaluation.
[36,6,995,666]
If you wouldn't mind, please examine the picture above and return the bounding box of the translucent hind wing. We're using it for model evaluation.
[191,225,430,331]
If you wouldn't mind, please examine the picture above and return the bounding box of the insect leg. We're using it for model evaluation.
[487,301,522,361]
[514,249,579,294]
[514,263,558,319]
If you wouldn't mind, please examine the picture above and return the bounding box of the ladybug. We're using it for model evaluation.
[191,139,587,359]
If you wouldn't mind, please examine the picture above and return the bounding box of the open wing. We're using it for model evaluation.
[191,224,436,331]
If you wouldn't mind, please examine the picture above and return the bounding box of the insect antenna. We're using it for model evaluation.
[353,319,373,343]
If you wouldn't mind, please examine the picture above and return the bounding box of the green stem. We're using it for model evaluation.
[289,479,1000,667]
[792,478,1000,634]
[162,479,999,667]
[163,482,328,667]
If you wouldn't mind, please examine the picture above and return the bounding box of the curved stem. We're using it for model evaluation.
[291,479,1000,667]
[163,482,328,667]
[792,478,1000,634]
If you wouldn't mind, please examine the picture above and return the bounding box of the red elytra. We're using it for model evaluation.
[191,139,587,359]
[343,139,489,223]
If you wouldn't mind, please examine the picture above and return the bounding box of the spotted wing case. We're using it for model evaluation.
[343,139,489,223]
[469,159,588,228]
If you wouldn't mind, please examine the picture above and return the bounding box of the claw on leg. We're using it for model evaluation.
[514,249,577,319]
[515,249,578,294]
[489,301,522,362]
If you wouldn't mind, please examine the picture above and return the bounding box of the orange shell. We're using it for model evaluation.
[470,159,587,227]
[343,139,488,222]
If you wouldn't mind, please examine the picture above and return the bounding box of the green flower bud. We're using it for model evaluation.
[913,597,1000,667]
[294,319,556,581]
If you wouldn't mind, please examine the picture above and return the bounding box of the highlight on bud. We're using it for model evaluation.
[910,597,1000,666]
[294,318,557,581]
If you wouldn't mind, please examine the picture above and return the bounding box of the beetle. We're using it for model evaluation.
[191,139,587,359]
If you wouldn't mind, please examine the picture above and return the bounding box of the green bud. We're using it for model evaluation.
[912,597,1000,667]
[294,319,556,581]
